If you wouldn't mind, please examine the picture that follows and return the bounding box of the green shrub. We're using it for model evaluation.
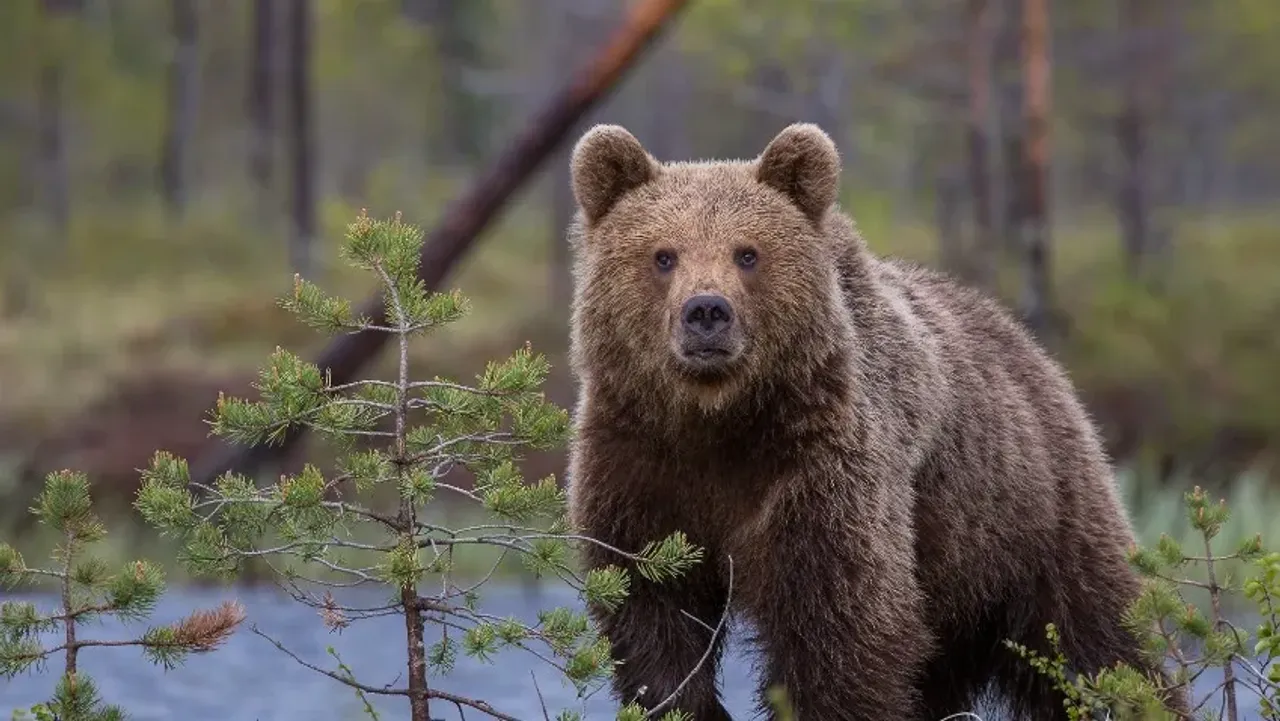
[1010,485,1280,720]
[2,469,244,721]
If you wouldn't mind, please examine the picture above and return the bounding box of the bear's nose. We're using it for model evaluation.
[682,294,734,337]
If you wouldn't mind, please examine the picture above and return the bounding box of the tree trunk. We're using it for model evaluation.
[936,171,965,275]
[403,0,488,166]
[547,0,593,316]
[248,0,278,218]
[966,0,996,290]
[37,65,68,241]
[1019,0,1052,341]
[994,0,1024,257]
[286,0,315,277]
[435,0,484,166]
[643,42,693,163]
[38,0,80,243]
[1116,0,1150,278]
[161,0,199,220]
[1117,0,1178,280]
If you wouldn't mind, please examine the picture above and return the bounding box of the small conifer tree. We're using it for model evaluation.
[1008,487,1280,720]
[131,210,707,721]
[1,470,244,720]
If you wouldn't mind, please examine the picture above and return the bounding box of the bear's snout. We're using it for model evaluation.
[681,294,734,339]
[675,293,742,374]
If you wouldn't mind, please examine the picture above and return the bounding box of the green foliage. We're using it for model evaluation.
[614,704,694,721]
[129,211,705,720]
[1009,486,1280,720]
[9,674,123,721]
[1062,216,1280,473]
[2,470,245,720]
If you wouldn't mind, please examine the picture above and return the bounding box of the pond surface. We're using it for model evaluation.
[0,584,1263,720]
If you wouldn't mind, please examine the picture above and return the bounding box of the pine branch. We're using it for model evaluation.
[16,601,243,660]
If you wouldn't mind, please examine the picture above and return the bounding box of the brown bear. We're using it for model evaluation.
[564,122,1178,720]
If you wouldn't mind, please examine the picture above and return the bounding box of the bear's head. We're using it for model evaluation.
[567,123,855,416]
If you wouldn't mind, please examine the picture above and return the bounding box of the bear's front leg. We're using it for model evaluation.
[748,478,932,721]
[576,524,733,720]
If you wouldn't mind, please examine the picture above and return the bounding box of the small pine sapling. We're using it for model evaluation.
[1009,486,1280,720]
[1,470,244,720]
[133,211,706,721]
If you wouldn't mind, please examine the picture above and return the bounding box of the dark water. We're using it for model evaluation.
[1,584,1263,720]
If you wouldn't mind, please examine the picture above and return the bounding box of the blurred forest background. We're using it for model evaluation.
[1,0,1278,551]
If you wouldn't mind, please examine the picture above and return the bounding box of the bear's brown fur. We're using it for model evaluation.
[564,123,1179,720]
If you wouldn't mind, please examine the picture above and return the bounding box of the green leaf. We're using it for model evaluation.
[428,635,458,676]
[32,470,105,543]
[0,545,27,588]
[279,274,359,333]
[536,607,590,656]
[340,448,394,491]
[521,537,569,578]
[377,540,423,589]
[107,560,165,623]
[1155,533,1183,567]
[70,556,110,593]
[462,623,499,662]
[635,532,704,583]
[134,456,198,533]
[583,566,630,614]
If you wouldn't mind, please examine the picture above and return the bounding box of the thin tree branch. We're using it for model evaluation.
[643,555,734,719]
[250,624,409,696]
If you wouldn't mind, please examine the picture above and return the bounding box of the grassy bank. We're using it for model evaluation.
[0,181,565,437]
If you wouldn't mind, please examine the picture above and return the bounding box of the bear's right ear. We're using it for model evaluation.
[755,123,841,223]
[570,124,657,224]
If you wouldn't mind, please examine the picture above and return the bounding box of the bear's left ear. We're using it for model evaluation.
[755,123,841,223]
[570,124,658,225]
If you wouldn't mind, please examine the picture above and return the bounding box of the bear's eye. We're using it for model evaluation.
[735,248,758,270]
[654,250,676,272]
